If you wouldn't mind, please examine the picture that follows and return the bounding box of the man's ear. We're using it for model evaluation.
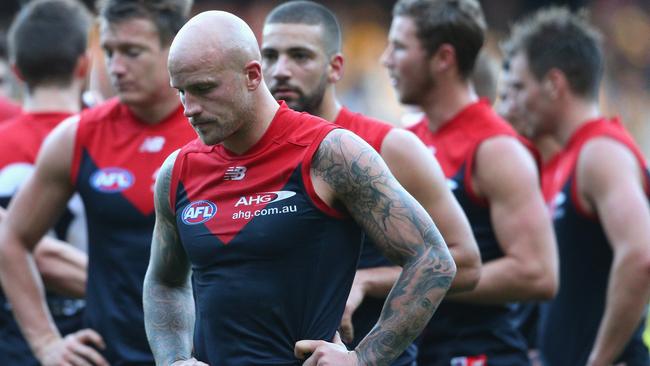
[544,68,567,101]
[245,60,263,90]
[327,53,344,83]
[429,43,456,75]
[74,51,91,80]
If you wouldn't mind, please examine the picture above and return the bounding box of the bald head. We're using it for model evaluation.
[168,11,279,148]
[169,11,260,72]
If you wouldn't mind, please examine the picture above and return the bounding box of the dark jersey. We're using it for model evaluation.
[540,118,650,366]
[70,99,195,365]
[170,105,363,365]
[0,112,84,365]
[334,107,416,366]
[409,100,530,366]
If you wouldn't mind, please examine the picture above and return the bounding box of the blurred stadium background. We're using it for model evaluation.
[0,0,648,154]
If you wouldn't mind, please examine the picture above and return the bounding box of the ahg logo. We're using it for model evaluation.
[235,191,296,207]
[224,166,247,181]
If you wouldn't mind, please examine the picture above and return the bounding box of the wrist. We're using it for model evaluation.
[354,270,370,295]
[32,332,61,360]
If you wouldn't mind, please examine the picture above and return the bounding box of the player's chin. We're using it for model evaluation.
[117,91,146,106]
[197,132,221,146]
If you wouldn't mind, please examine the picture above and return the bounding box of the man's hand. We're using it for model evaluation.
[36,329,108,366]
[171,358,209,366]
[339,273,366,343]
[295,332,358,366]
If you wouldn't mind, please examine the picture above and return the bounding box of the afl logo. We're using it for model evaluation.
[90,168,134,193]
[182,200,217,225]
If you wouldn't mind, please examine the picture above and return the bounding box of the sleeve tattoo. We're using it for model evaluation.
[143,152,196,365]
[312,130,456,365]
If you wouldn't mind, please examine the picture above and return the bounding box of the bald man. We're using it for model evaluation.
[143,11,456,366]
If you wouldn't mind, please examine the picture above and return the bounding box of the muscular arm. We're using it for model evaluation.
[578,139,650,366]
[0,119,78,355]
[446,136,557,304]
[339,129,479,343]
[143,150,196,365]
[311,129,456,365]
[0,207,87,298]
[381,129,479,292]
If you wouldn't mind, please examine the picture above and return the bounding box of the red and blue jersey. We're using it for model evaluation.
[70,98,195,364]
[334,107,416,365]
[334,107,393,153]
[409,100,530,365]
[540,118,650,366]
[0,112,85,365]
[170,105,363,365]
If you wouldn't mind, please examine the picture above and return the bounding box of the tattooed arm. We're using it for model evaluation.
[143,151,204,366]
[297,129,456,366]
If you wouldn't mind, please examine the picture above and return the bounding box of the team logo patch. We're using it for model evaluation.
[182,200,217,225]
[90,167,134,193]
[224,166,247,181]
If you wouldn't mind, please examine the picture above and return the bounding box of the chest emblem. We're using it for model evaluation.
[182,200,218,225]
[90,167,134,193]
[139,136,166,153]
[224,166,247,181]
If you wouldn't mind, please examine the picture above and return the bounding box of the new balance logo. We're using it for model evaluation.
[139,136,165,153]
[224,166,247,181]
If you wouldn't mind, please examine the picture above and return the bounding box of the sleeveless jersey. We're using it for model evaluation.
[409,100,530,365]
[170,105,363,365]
[334,107,416,365]
[70,98,195,365]
[0,112,85,365]
[540,118,650,366]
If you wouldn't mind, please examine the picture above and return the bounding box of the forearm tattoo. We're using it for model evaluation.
[312,130,456,365]
[143,153,195,365]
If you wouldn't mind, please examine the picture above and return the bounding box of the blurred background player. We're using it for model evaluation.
[497,58,560,164]
[504,7,650,366]
[261,2,480,365]
[0,0,195,364]
[0,0,91,363]
[382,0,558,364]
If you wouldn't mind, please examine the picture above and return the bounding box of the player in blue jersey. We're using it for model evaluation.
[504,7,650,366]
[0,0,195,365]
[143,10,457,366]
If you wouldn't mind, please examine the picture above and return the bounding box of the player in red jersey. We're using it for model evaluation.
[382,0,558,364]
[260,4,480,363]
[504,7,650,366]
[0,1,91,363]
[0,0,195,365]
[143,10,456,366]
